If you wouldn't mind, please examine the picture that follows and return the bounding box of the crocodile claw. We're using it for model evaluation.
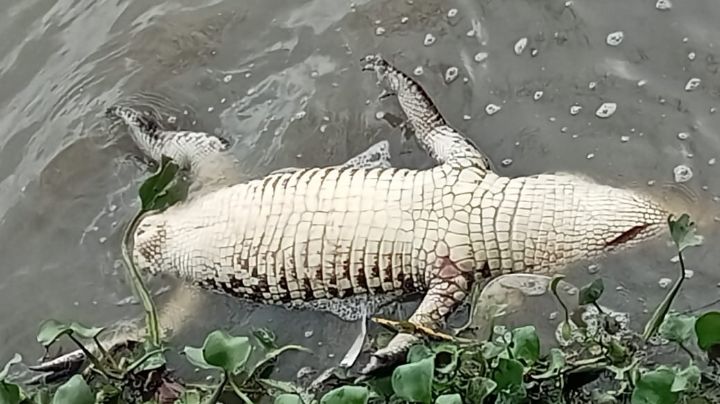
[359,333,419,375]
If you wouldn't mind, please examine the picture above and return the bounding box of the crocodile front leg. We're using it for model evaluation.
[361,54,493,171]
[361,253,474,374]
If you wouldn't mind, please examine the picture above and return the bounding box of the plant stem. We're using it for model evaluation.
[227,375,255,404]
[122,210,162,347]
[93,336,118,371]
[642,250,686,341]
[677,342,696,361]
[67,334,116,379]
[123,348,168,374]
[203,373,227,404]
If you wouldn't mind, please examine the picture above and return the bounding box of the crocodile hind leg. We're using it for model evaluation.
[361,256,474,374]
[361,54,494,171]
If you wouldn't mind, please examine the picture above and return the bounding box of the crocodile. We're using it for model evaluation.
[34,54,671,377]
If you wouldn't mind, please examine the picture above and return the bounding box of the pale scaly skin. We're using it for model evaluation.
[131,55,668,373]
[35,56,670,377]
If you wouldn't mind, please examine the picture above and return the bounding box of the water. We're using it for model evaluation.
[1,0,720,378]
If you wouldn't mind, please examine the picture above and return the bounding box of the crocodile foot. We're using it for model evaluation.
[359,332,419,375]
[361,53,397,93]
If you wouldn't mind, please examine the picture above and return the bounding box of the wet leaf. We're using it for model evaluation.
[392,357,434,403]
[480,341,506,360]
[274,394,304,404]
[201,330,253,374]
[671,365,701,393]
[36,320,104,347]
[492,358,525,392]
[139,156,189,212]
[0,354,21,381]
[511,326,540,365]
[175,389,203,404]
[659,312,696,344]
[182,346,216,370]
[435,393,462,404]
[52,375,94,404]
[250,345,312,380]
[578,279,604,306]
[532,348,565,379]
[37,320,73,347]
[407,345,434,363]
[668,214,703,252]
[606,339,628,364]
[466,377,496,403]
[630,367,678,404]
[695,311,720,358]
[0,382,20,404]
[319,386,369,404]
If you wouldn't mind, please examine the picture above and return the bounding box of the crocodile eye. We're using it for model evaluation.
[606,224,649,247]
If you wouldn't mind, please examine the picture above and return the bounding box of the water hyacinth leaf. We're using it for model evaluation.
[481,341,505,360]
[319,386,370,404]
[492,358,525,392]
[0,354,21,381]
[69,323,104,340]
[37,320,73,347]
[392,357,434,403]
[532,348,565,379]
[274,394,304,404]
[51,375,94,404]
[182,346,217,370]
[139,156,188,212]
[578,279,604,306]
[435,393,463,404]
[175,390,203,404]
[694,311,720,356]
[630,367,678,404]
[466,377,497,402]
[511,326,540,365]
[0,382,20,404]
[407,344,434,363]
[201,330,253,374]
[668,214,703,252]
[659,312,696,344]
[671,365,701,393]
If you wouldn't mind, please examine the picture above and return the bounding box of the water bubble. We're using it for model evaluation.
[570,105,582,115]
[444,66,459,83]
[637,79,647,87]
[565,0,572,6]
[647,180,656,186]
[310,71,319,78]
[466,29,476,37]
[447,8,458,18]
[685,77,701,91]
[501,158,513,166]
[247,87,256,96]
[549,312,558,320]
[658,278,672,288]
[708,158,716,166]
[588,81,597,90]
[673,164,693,183]
[485,103,502,115]
[99,237,107,244]
[514,37,528,55]
[304,330,314,338]
[588,264,600,274]
[294,111,306,120]
[320,124,327,133]
[688,51,696,61]
[530,48,539,57]
[620,135,630,142]
[533,91,544,101]
[655,0,672,10]
[548,116,556,122]
[375,26,385,36]
[424,33,436,46]
[413,66,424,76]
[375,111,385,120]
[595,102,617,118]
[220,98,226,104]
[207,106,214,112]
[474,52,488,63]
[711,107,717,114]
[223,74,233,83]
[586,152,595,159]
[167,116,177,124]
[606,31,624,46]
[684,269,694,279]
[401,16,409,24]
[463,114,471,120]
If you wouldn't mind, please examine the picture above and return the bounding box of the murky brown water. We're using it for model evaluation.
[2,0,720,379]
